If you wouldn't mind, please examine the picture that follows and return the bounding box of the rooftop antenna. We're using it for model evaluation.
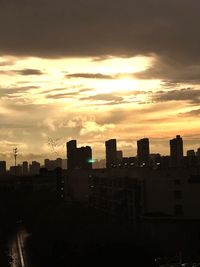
[13,148,18,176]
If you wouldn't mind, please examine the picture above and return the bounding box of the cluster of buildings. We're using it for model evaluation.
[0,135,199,176]
[105,135,200,169]
[0,158,67,177]
[65,135,200,171]
[0,135,200,255]
[64,136,200,255]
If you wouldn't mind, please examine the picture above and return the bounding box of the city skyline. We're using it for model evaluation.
[0,135,199,168]
[0,0,200,166]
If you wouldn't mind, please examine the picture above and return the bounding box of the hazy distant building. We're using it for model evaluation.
[55,158,62,168]
[62,159,67,169]
[45,158,63,171]
[105,139,117,168]
[67,140,92,170]
[16,165,22,176]
[0,161,6,176]
[197,148,200,166]
[30,161,40,175]
[137,138,150,166]
[22,161,29,176]
[9,166,16,175]
[9,164,22,176]
[187,150,195,157]
[92,159,106,169]
[170,135,183,168]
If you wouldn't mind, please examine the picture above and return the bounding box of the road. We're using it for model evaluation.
[9,227,30,267]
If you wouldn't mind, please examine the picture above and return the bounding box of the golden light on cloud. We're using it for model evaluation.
[0,54,199,165]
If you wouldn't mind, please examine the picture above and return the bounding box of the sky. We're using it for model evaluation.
[0,0,200,166]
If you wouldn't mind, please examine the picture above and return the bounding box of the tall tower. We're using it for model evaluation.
[170,135,183,168]
[67,140,77,170]
[137,138,150,166]
[105,139,117,168]
[67,140,92,170]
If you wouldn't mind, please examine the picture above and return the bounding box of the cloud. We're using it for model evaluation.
[15,68,44,75]
[66,73,114,79]
[134,57,200,84]
[152,88,200,105]
[46,92,78,99]
[179,109,200,117]
[0,86,38,97]
[45,87,94,99]
[0,59,16,66]
[80,93,128,106]
[0,0,198,66]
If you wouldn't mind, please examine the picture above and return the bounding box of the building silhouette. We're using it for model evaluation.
[137,138,150,166]
[30,161,40,175]
[0,161,6,176]
[67,140,77,170]
[66,140,92,170]
[44,158,63,171]
[105,139,117,168]
[22,161,29,176]
[170,135,183,168]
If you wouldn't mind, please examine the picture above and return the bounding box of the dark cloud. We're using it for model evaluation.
[45,87,93,99]
[80,93,125,104]
[15,68,44,75]
[179,109,200,117]
[66,73,114,79]
[152,88,200,105]
[0,0,199,66]
[0,86,38,97]
[134,58,200,84]
[46,92,78,99]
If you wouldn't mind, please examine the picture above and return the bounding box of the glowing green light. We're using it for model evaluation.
[88,159,96,163]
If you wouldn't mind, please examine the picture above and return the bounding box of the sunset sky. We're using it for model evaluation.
[0,0,200,165]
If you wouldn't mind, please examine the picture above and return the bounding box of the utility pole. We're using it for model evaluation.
[13,148,18,176]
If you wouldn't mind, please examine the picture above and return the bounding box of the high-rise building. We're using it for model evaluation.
[170,135,183,168]
[67,140,77,170]
[137,138,150,166]
[76,146,92,170]
[105,139,117,168]
[0,161,6,176]
[22,161,29,176]
[67,140,92,170]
